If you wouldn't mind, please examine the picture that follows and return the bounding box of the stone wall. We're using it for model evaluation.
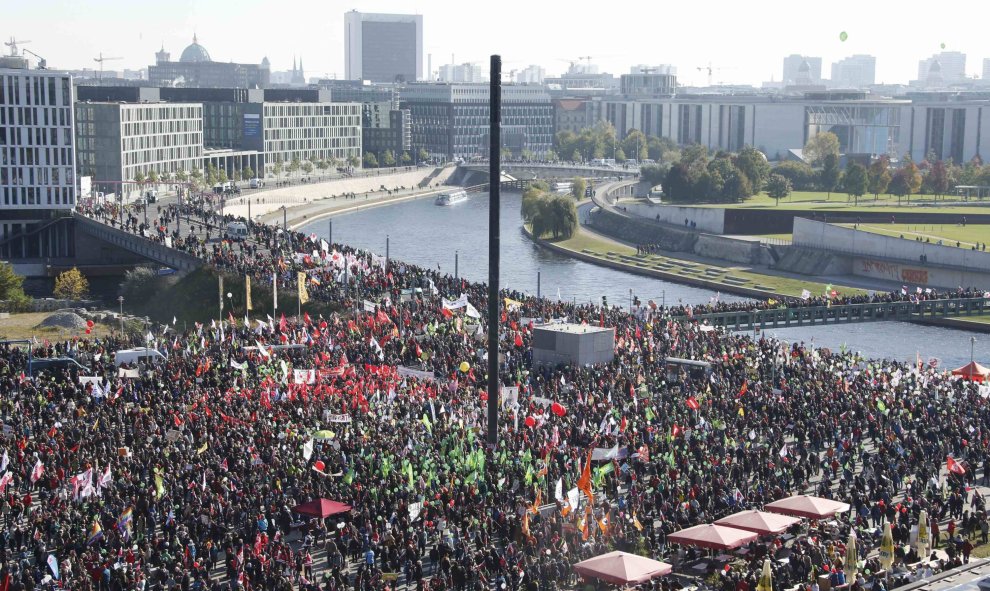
[618,202,727,234]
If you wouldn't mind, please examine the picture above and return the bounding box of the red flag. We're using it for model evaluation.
[30,460,44,483]
[599,310,604,327]
[303,312,312,325]
[686,397,700,410]
[671,424,682,439]
[947,456,966,475]
[441,308,453,318]
[279,314,287,333]
[736,380,748,398]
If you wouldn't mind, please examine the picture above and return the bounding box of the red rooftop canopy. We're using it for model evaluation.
[573,551,673,585]
[714,510,803,535]
[764,495,850,519]
[667,524,758,550]
[292,498,352,518]
[952,361,989,383]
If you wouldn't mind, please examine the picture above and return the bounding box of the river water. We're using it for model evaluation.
[300,191,989,369]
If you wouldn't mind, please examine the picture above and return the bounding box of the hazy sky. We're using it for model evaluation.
[7,0,989,85]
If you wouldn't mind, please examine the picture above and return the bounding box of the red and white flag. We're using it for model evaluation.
[686,397,701,411]
[947,456,966,475]
[30,459,44,483]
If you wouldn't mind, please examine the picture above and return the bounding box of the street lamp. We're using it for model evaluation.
[118,296,124,333]
[973,336,978,364]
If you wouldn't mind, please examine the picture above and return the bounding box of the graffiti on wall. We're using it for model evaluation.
[859,259,929,285]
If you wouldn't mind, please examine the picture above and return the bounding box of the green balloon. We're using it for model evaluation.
[940,43,946,50]
[839,31,848,42]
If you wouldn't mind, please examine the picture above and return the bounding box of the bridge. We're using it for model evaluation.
[458,162,640,179]
[73,213,203,273]
[687,297,990,332]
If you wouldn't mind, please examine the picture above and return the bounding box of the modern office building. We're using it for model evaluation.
[401,83,553,160]
[317,79,398,105]
[554,99,593,134]
[148,35,270,89]
[782,55,822,84]
[75,85,361,182]
[0,63,77,259]
[438,63,484,83]
[362,102,411,160]
[515,66,545,85]
[545,64,619,98]
[830,55,877,88]
[75,102,204,197]
[917,52,967,86]
[620,65,677,98]
[344,11,423,83]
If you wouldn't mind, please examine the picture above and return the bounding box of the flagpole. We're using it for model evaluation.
[486,54,501,447]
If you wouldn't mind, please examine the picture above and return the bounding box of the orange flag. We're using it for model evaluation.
[576,449,594,507]
[530,488,542,515]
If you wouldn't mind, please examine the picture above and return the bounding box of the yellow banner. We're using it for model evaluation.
[245,275,253,311]
[297,272,309,305]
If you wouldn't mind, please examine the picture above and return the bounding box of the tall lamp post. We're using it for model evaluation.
[117,296,124,333]
[973,336,978,364]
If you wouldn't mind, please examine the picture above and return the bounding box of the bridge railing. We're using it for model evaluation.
[73,213,203,273]
[686,297,990,330]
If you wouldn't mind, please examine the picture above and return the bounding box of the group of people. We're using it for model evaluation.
[3,201,983,591]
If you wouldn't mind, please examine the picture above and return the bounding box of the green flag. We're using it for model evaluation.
[645,407,656,422]
[421,413,432,434]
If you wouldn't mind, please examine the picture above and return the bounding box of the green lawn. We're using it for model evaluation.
[533,226,866,299]
[836,223,990,247]
[690,191,990,213]
[963,314,990,325]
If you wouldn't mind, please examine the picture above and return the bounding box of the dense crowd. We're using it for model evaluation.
[3,201,983,591]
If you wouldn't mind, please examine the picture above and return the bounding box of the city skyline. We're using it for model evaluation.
[7,0,990,86]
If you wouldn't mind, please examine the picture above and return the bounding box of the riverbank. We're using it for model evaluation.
[522,219,867,300]
[271,186,462,231]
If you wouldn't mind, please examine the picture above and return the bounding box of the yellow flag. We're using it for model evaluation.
[197,442,208,455]
[245,275,253,311]
[297,272,309,305]
[154,471,165,499]
[634,514,644,531]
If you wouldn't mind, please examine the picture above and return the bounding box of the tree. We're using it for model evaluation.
[382,150,396,167]
[867,156,891,200]
[772,161,816,190]
[147,170,159,185]
[614,147,627,163]
[348,155,361,168]
[520,187,545,221]
[889,163,922,204]
[803,131,840,166]
[0,262,30,311]
[243,166,255,181]
[133,171,145,186]
[416,148,429,164]
[735,147,770,193]
[765,174,792,206]
[175,169,188,183]
[364,152,379,168]
[289,156,301,175]
[923,160,950,199]
[400,151,412,165]
[571,177,587,200]
[639,164,668,188]
[720,168,753,202]
[663,164,695,201]
[272,162,283,178]
[842,162,869,205]
[53,268,89,300]
[301,161,314,175]
[231,169,242,182]
[819,153,841,198]
[217,169,228,184]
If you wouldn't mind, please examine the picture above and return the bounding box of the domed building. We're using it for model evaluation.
[148,34,269,88]
[179,34,211,63]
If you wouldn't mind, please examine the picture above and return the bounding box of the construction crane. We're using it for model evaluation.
[4,38,31,57]
[22,48,46,69]
[696,62,735,86]
[94,52,122,80]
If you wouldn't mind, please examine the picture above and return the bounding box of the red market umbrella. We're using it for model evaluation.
[292,498,352,518]
[952,361,989,383]
[573,551,673,585]
[714,510,803,535]
[667,524,758,550]
[764,495,850,519]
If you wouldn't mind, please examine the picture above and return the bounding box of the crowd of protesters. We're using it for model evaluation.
[0,200,983,591]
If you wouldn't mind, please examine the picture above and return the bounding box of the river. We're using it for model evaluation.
[300,191,989,369]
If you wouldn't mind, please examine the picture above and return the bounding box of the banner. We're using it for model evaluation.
[591,446,628,461]
[117,368,140,379]
[363,300,376,313]
[372,254,386,268]
[501,386,519,409]
[409,502,423,521]
[397,366,443,383]
[293,369,316,385]
[245,275,253,311]
[298,272,309,305]
[219,276,224,314]
[443,294,469,310]
[327,414,352,423]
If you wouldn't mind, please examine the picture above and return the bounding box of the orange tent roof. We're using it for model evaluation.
[573,551,673,585]
[667,524,759,550]
[714,510,803,535]
[952,361,989,382]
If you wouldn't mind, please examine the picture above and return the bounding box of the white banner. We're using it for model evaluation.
[397,366,442,383]
[117,368,140,379]
[409,501,423,521]
[443,294,469,310]
[327,414,352,423]
[293,369,316,385]
[363,300,376,313]
[501,386,519,409]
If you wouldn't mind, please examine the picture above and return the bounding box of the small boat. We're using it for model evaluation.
[435,190,468,206]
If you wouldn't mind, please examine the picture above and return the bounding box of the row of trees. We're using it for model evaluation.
[520,183,579,240]
[553,122,680,164]
[643,145,771,204]
[363,148,430,169]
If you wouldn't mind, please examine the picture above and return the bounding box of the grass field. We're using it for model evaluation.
[0,312,116,341]
[534,226,866,299]
[690,191,990,213]
[836,222,990,248]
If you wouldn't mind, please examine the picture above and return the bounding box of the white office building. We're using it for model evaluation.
[75,102,204,197]
[345,11,423,83]
[918,52,967,86]
[515,65,545,85]
[0,64,77,259]
[782,55,822,84]
[438,63,484,84]
[260,102,362,174]
[830,55,876,88]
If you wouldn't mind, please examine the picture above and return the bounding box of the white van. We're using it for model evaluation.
[249,178,264,189]
[114,348,168,366]
[225,221,249,241]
